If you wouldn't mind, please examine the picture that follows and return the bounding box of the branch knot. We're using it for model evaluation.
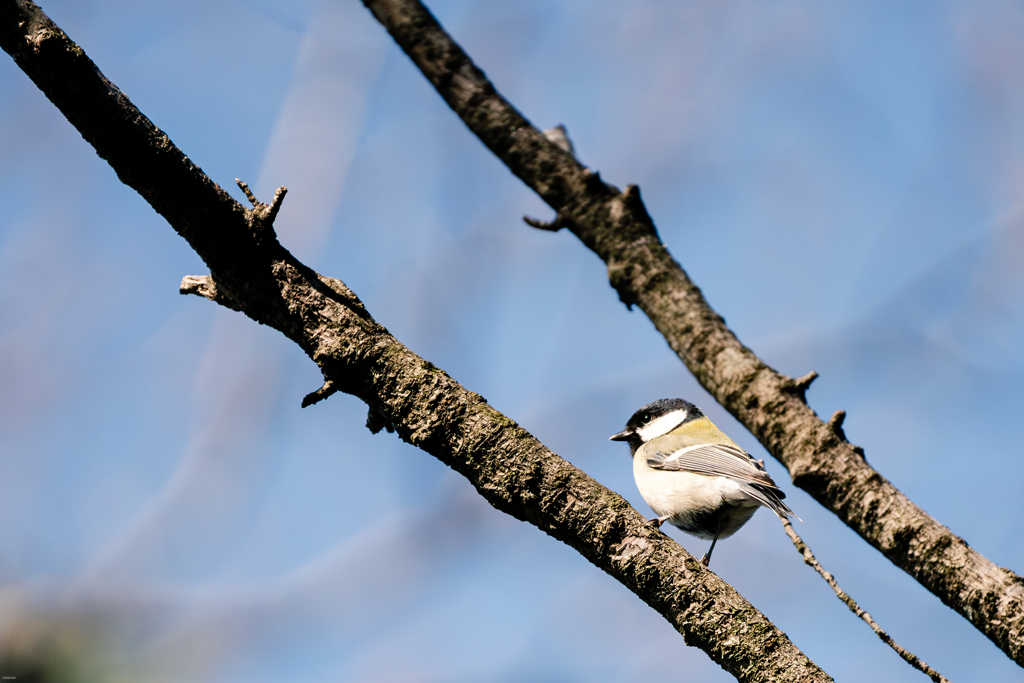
[621,184,655,226]
[825,409,867,460]
[301,379,338,408]
[827,409,847,440]
[179,274,243,311]
[236,178,287,247]
[780,371,818,402]
[524,212,566,232]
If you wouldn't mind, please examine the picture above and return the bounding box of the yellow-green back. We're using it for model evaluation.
[666,416,738,449]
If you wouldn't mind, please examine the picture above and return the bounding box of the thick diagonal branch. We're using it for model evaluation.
[0,2,832,680]
[359,0,1024,665]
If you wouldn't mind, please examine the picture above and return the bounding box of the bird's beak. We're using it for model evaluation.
[608,429,632,442]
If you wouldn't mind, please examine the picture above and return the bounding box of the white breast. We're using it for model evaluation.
[633,445,761,540]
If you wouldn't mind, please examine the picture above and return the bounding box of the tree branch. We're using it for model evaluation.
[358,0,1024,666]
[0,2,833,680]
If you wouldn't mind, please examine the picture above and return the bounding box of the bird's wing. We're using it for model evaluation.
[647,442,774,485]
[647,442,794,517]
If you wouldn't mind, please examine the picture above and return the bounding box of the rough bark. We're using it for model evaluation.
[359,0,1024,666]
[0,1,834,680]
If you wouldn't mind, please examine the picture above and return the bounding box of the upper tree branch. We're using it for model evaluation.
[0,1,832,680]
[359,0,1024,666]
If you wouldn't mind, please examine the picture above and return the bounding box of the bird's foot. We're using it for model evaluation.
[648,515,671,528]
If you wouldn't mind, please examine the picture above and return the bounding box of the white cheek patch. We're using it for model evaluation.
[637,409,688,442]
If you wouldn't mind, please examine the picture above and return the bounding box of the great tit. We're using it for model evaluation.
[610,398,794,567]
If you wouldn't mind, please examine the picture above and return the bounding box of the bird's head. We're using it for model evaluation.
[609,398,704,456]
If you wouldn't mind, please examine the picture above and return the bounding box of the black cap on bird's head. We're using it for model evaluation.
[609,398,704,456]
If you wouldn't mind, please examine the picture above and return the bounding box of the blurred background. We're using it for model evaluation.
[2,0,1024,681]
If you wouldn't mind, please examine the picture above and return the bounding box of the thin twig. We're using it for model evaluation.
[235,178,259,206]
[266,185,288,223]
[783,519,951,683]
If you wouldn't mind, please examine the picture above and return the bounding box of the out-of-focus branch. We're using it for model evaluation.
[0,2,833,680]
[358,0,1024,666]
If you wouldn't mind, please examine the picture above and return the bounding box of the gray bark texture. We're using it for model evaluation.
[0,1,834,680]
[358,0,1024,666]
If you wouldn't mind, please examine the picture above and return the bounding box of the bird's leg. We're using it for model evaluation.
[701,524,725,567]
[648,515,672,528]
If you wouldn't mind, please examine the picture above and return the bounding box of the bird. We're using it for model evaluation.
[609,398,795,567]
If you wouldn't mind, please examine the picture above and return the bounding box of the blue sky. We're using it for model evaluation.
[2,1,1024,681]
